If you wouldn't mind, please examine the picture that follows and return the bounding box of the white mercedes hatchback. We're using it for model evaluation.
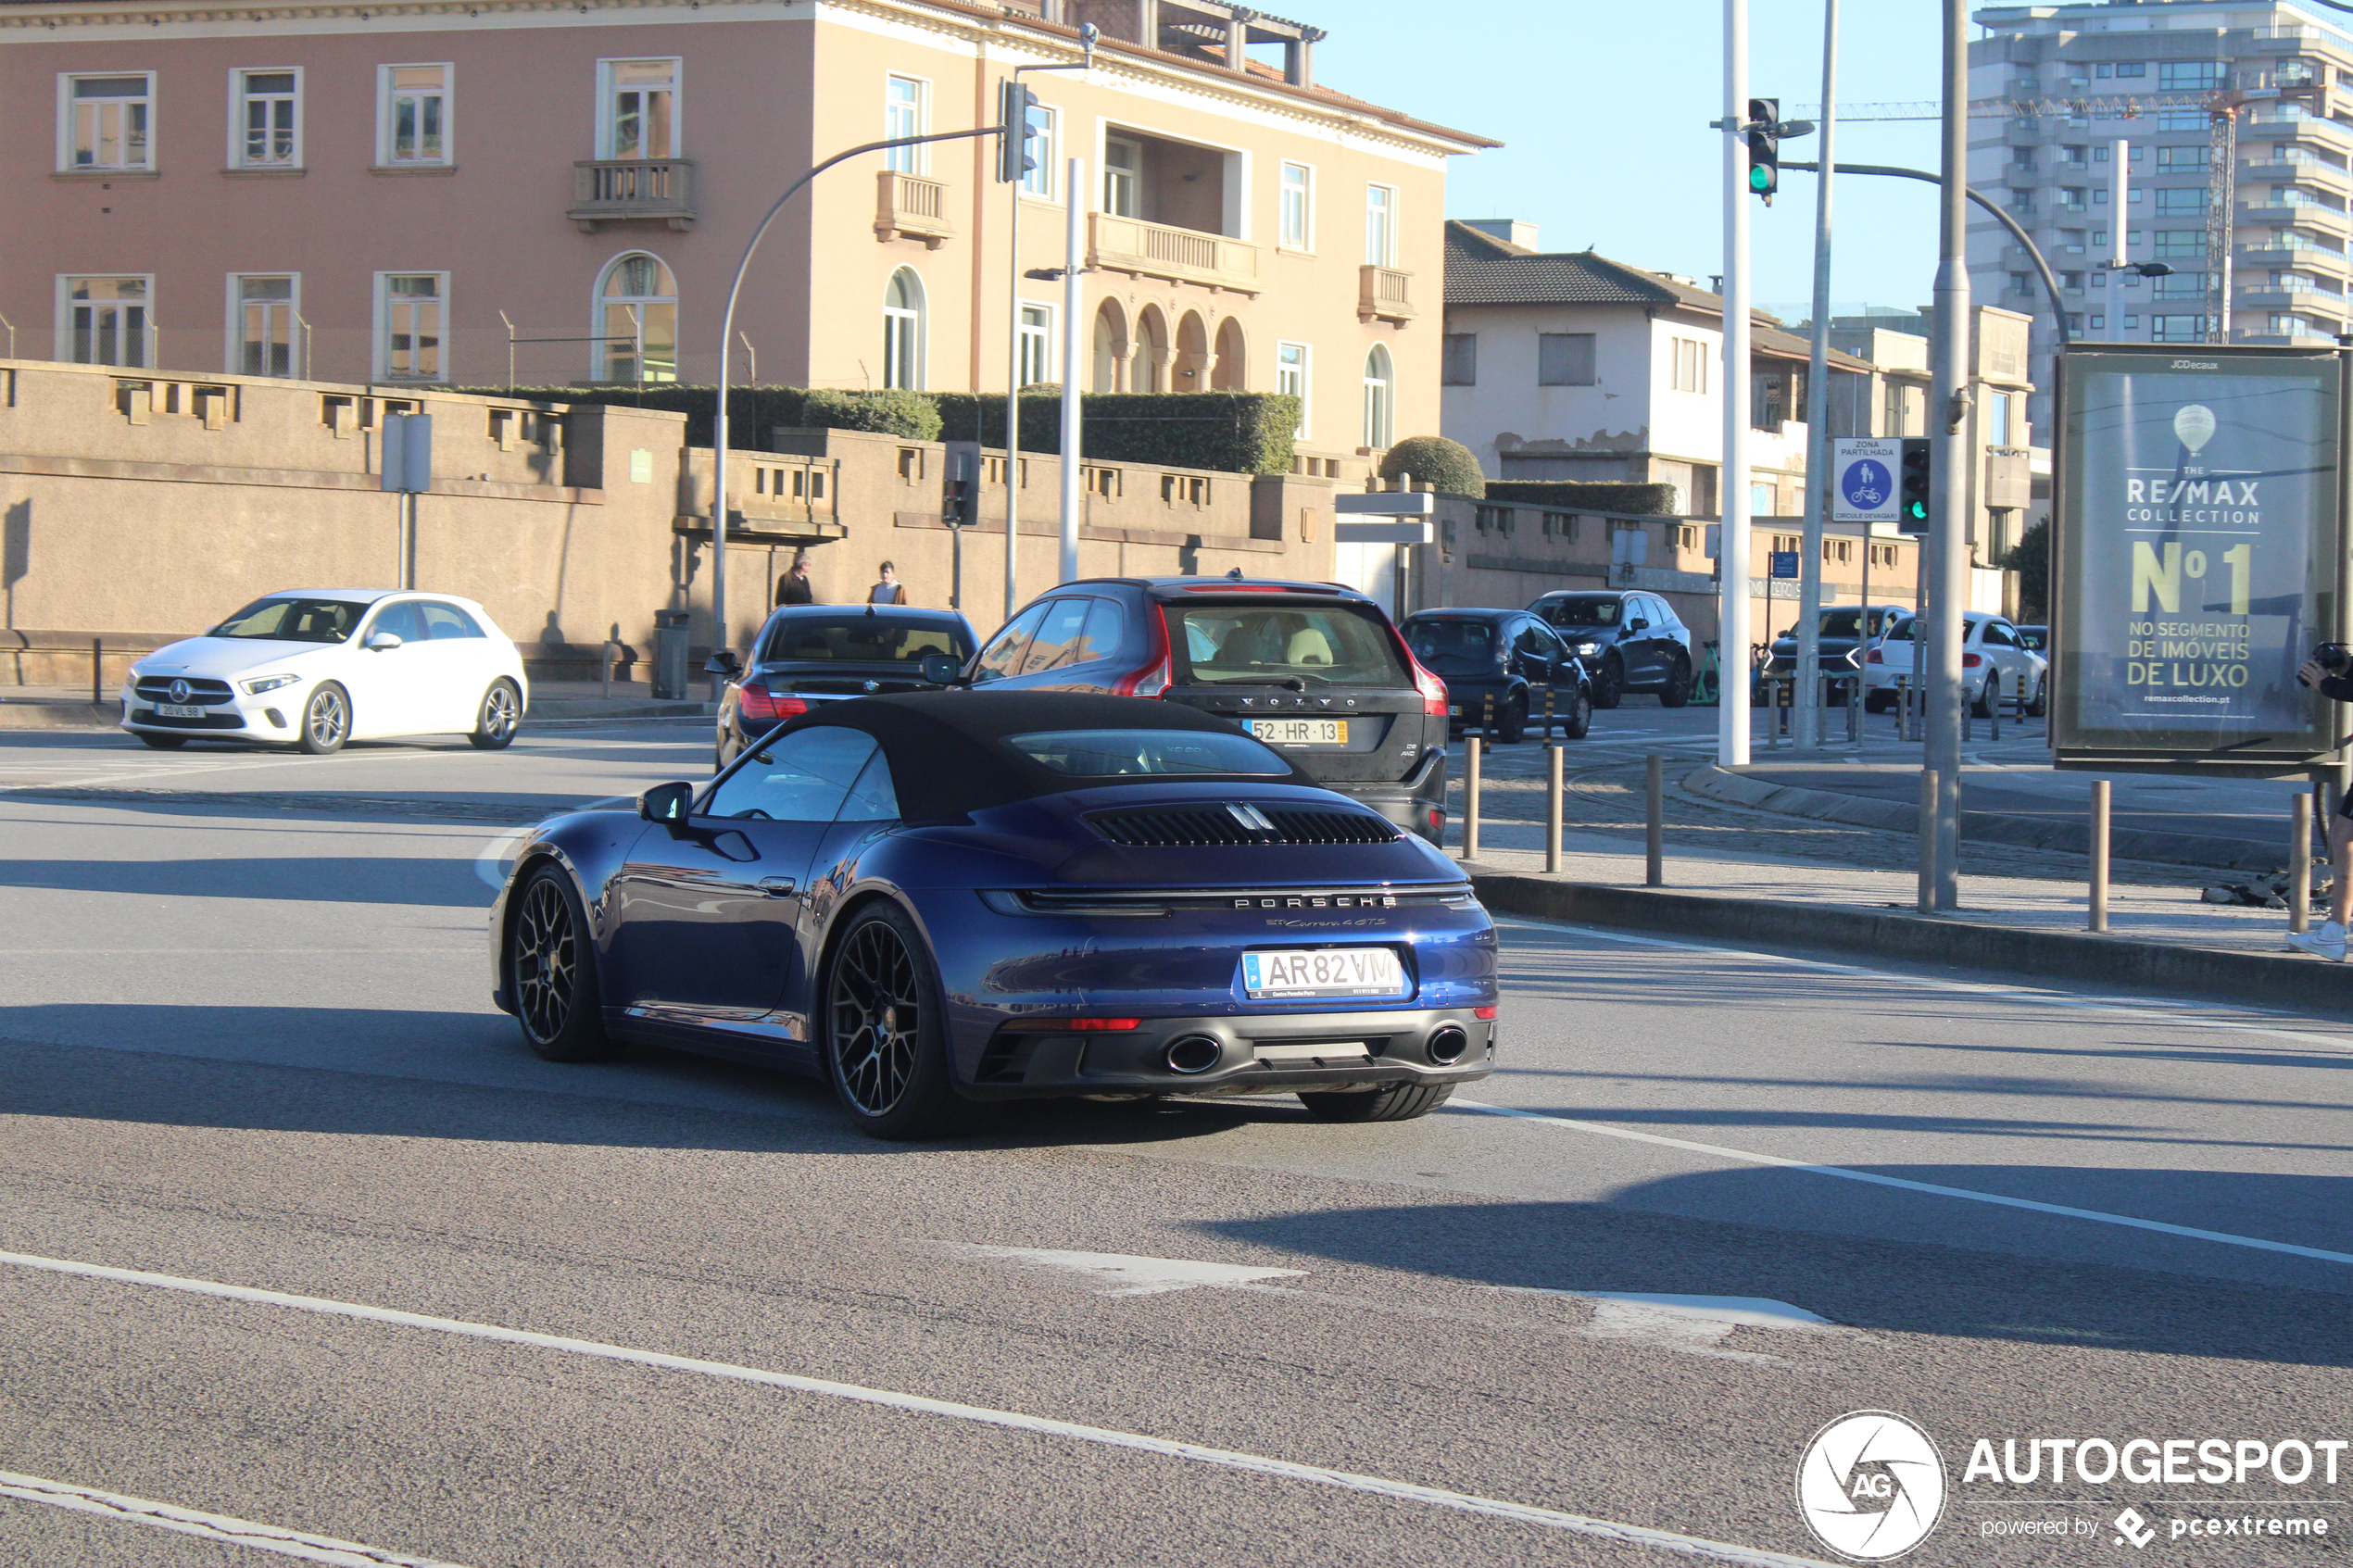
[121,589,530,754]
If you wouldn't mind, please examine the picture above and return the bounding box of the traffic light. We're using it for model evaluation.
[942,441,981,528]
[1746,96,1780,204]
[998,80,1040,183]
[1898,437,1932,535]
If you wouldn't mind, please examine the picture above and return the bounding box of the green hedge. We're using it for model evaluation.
[1485,480,1681,516]
[1378,436,1485,498]
[452,384,1303,473]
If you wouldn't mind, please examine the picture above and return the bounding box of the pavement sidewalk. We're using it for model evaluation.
[0,679,713,729]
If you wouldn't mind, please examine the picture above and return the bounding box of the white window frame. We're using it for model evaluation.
[1017,300,1055,387]
[57,71,155,172]
[225,272,301,377]
[1103,134,1142,219]
[377,62,453,168]
[1019,101,1058,199]
[56,273,154,367]
[372,270,450,383]
[1278,160,1315,251]
[1365,183,1398,267]
[229,66,302,169]
[596,56,681,161]
[1669,334,1710,395]
[1362,344,1394,451]
[885,74,930,174]
[883,267,926,391]
[1276,340,1311,439]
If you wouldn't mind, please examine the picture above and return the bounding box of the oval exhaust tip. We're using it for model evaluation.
[1427,1025,1470,1066]
[1164,1035,1223,1075]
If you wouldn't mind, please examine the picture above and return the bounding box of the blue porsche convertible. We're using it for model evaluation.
[488,691,1498,1138]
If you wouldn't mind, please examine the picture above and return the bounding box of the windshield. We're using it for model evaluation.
[1881,617,1929,643]
[1165,602,1409,688]
[1818,608,1901,640]
[2017,626,2047,651]
[1004,729,1291,777]
[209,597,371,644]
[1403,618,1501,673]
[1538,596,1622,629]
[759,614,967,665]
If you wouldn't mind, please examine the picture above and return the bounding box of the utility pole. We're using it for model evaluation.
[1059,155,1087,583]
[1795,0,1838,750]
[1926,0,1971,909]
[1719,0,1753,767]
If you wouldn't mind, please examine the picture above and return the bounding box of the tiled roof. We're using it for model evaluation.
[1443,221,1880,371]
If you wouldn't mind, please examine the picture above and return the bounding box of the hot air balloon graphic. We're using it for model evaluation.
[2174,404,2217,456]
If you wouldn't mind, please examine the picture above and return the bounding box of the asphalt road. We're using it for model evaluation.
[0,718,2347,1566]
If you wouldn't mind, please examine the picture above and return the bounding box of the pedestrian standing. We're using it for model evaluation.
[867,561,907,605]
[777,549,815,607]
[2287,646,2353,960]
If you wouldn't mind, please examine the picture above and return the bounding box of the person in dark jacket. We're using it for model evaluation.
[2288,652,2353,960]
[777,550,815,607]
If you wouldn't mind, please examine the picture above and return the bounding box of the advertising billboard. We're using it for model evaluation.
[2053,345,2347,774]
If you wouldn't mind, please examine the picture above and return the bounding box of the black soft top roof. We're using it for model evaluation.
[761,691,1316,821]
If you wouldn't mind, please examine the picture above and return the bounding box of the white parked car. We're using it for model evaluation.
[1861,610,2047,718]
[122,589,529,754]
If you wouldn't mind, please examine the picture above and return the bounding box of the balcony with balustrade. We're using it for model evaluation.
[875,170,953,248]
[569,160,695,232]
[1088,213,1262,295]
[1358,266,1415,324]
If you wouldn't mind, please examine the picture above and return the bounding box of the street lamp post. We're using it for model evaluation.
[704,124,1004,696]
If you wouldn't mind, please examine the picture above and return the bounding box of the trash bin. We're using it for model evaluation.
[653,610,691,700]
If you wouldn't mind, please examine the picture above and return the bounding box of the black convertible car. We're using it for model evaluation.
[489,692,1498,1138]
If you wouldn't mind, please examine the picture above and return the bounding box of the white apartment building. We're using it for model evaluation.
[1973,0,2353,425]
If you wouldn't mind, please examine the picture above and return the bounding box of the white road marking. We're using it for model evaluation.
[944,1244,1304,1296]
[0,1469,469,1567]
[1489,1291,1844,1332]
[0,1247,1837,1568]
[1450,1099,2353,1269]
[1496,916,2353,1058]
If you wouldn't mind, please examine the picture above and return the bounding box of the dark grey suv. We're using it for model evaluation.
[952,577,1453,844]
[1529,590,1696,709]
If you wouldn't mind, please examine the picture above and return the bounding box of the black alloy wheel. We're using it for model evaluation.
[2028,676,2048,719]
[469,679,522,750]
[1299,1083,1456,1123]
[1561,686,1593,740]
[824,904,966,1139]
[1972,674,1998,720]
[509,865,620,1062]
[298,683,349,755]
[1592,654,1626,710]
[1658,656,1693,709]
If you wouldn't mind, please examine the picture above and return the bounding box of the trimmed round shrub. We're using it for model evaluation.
[1379,435,1485,498]
[799,388,942,441]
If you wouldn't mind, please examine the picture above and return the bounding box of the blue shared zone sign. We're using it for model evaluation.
[1841,458,1890,511]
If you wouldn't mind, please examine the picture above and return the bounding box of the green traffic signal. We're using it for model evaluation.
[1749,166,1774,194]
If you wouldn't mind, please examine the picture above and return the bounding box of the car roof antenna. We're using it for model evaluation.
[1225,567,1243,580]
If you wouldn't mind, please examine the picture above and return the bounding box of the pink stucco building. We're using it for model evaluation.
[1,0,1494,474]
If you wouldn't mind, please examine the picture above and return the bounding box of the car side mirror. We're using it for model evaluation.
[639,781,695,830]
[365,632,404,651]
[1626,618,1649,633]
[920,652,966,686]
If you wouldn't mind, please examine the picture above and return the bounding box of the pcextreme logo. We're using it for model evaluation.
[1795,1410,1948,1561]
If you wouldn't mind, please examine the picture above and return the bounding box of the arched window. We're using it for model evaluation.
[1212,317,1246,392]
[1362,344,1394,450]
[883,268,925,390]
[596,252,677,383]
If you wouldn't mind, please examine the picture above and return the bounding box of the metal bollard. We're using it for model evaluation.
[1463,735,1483,861]
[1645,753,1665,886]
[1896,685,1910,744]
[1545,744,1564,873]
[1917,768,1938,915]
[601,638,618,701]
[1482,691,1495,739]
[2292,792,2313,935]
[2089,778,2111,933]
[1541,684,1554,740]
[91,637,103,706]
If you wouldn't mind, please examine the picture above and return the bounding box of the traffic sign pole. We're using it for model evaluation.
[1795,0,1837,750]
[1926,0,1970,910]
[1719,0,1752,769]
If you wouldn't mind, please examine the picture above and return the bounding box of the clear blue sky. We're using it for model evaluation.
[1316,1,1951,317]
